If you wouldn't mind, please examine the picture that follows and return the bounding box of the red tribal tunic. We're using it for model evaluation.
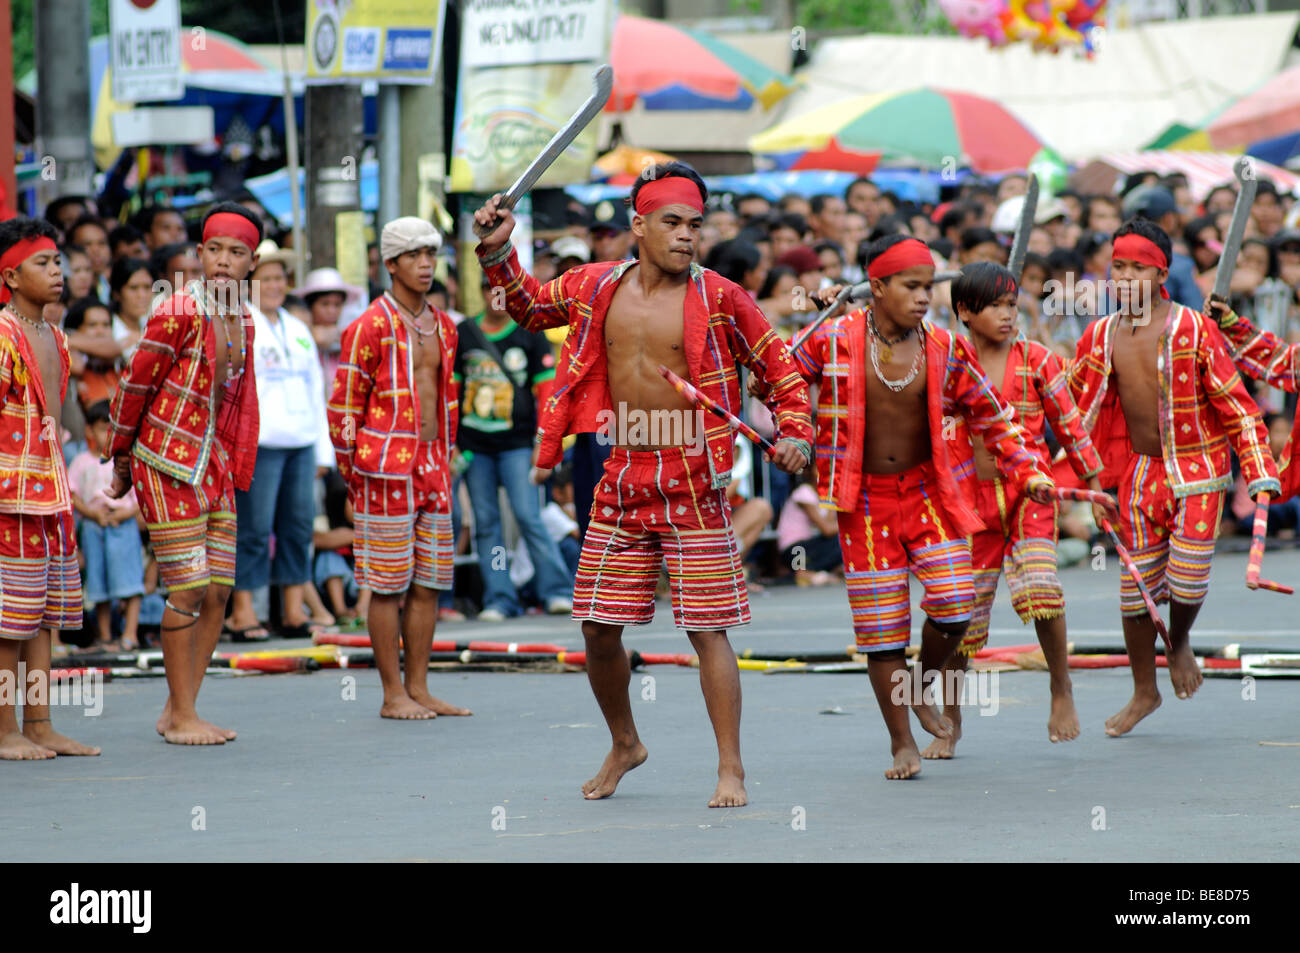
[106,286,260,492]
[326,294,458,494]
[477,240,813,488]
[996,337,1103,482]
[790,309,1050,534]
[1067,303,1278,498]
[0,311,72,514]
[1215,305,1300,501]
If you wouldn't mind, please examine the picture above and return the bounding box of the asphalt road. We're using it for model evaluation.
[6,546,1298,862]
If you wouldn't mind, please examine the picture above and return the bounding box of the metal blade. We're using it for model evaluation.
[791,280,870,352]
[1212,156,1259,301]
[1007,173,1039,281]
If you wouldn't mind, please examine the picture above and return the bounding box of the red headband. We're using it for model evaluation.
[203,212,259,253]
[1111,234,1170,299]
[868,238,934,280]
[0,236,58,304]
[634,177,704,217]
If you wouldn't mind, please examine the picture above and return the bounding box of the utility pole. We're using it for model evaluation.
[34,0,95,208]
[0,0,15,213]
[305,83,364,272]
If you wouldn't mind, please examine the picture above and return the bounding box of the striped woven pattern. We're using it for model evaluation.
[0,510,81,638]
[837,463,974,651]
[1117,454,1222,617]
[0,314,73,516]
[133,453,237,591]
[352,451,454,595]
[572,447,749,630]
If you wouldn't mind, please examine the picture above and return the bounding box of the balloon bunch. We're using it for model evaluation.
[938,0,1106,56]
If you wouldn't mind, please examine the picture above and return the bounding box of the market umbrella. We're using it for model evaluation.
[607,15,797,112]
[750,88,1047,175]
[592,145,677,185]
[1208,64,1300,151]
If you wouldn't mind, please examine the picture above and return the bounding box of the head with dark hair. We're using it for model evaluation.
[149,242,196,282]
[704,239,762,289]
[626,162,707,276]
[1183,215,1220,273]
[864,234,934,331]
[951,261,1019,339]
[1046,247,1086,276]
[959,226,1003,264]
[1121,170,1161,196]
[865,215,910,250]
[1241,236,1277,281]
[109,256,155,323]
[84,399,113,428]
[1020,252,1051,298]
[0,217,64,307]
[1113,218,1172,267]
[1204,184,1237,216]
[199,201,263,288]
[757,264,796,301]
[134,205,189,248]
[44,195,89,234]
[1111,218,1171,315]
[845,176,880,221]
[62,295,112,333]
[1075,230,1114,273]
[201,201,264,247]
[108,224,145,259]
[734,192,771,223]
[66,213,111,274]
[938,202,975,240]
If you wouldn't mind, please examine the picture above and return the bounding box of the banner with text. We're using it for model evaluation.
[110,0,183,104]
[450,0,613,194]
[461,0,610,68]
[305,0,446,83]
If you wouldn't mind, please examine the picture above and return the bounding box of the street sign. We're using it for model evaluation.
[110,0,183,104]
[111,106,214,148]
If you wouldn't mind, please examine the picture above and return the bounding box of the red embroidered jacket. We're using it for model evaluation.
[1215,305,1300,501]
[327,294,458,495]
[106,287,260,491]
[1067,303,1278,498]
[993,337,1103,482]
[477,241,813,487]
[790,310,1051,533]
[0,311,72,514]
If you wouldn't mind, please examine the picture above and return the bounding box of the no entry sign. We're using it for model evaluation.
[110,0,183,104]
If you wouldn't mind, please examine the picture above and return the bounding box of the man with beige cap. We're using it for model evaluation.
[327,217,471,720]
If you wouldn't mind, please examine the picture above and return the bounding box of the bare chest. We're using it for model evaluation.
[605,282,687,355]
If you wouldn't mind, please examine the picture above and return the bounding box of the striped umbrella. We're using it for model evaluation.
[608,15,797,112]
[750,88,1047,175]
[1208,65,1300,152]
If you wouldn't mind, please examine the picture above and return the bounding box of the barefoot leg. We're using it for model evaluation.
[193,583,236,739]
[867,652,922,779]
[921,652,964,759]
[0,637,54,760]
[580,621,647,799]
[1034,614,1079,742]
[1166,599,1204,701]
[158,588,227,745]
[19,630,101,755]
[403,585,470,716]
[687,630,747,808]
[913,618,960,740]
[370,591,434,720]
[1105,614,1162,737]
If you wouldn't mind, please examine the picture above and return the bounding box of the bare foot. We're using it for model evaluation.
[1167,645,1203,700]
[163,715,228,745]
[709,771,747,808]
[379,694,437,720]
[158,702,236,741]
[581,742,648,799]
[921,721,961,759]
[1048,690,1080,742]
[408,688,472,716]
[1105,692,1162,737]
[0,730,55,760]
[886,739,922,779]
[911,701,954,740]
[23,722,101,756]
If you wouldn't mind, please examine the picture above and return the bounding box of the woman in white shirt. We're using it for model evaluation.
[225,241,337,641]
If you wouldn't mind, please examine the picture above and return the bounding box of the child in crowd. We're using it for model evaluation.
[314,468,367,628]
[67,400,144,651]
[775,468,841,586]
[63,296,121,411]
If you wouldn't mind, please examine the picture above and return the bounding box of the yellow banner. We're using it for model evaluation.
[450,62,603,194]
[305,0,446,83]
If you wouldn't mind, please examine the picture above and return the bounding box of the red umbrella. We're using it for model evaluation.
[1207,64,1300,150]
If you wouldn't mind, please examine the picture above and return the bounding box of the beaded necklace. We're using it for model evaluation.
[3,304,48,335]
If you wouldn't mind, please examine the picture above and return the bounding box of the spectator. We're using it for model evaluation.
[68,400,144,652]
[44,195,90,237]
[938,202,977,246]
[757,264,799,322]
[735,192,771,225]
[844,176,882,225]
[841,211,870,280]
[813,240,845,281]
[227,241,335,641]
[455,274,572,621]
[777,193,812,220]
[66,214,111,296]
[997,173,1028,203]
[775,469,841,586]
[108,224,146,262]
[1057,188,1083,227]
[134,205,188,251]
[551,235,591,276]
[590,200,633,262]
[1082,195,1122,234]
[808,193,847,248]
[367,242,384,300]
[314,468,368,629]
[775,245,825,293]
[1184,215,1222,286]
[768,213,808,261]
[63,296,120,412]
[705,239,765,294]
[725,438,774,593]
[706,209,740,243]
[1252,179,1285,239]
[107,256,154,353]
[149,241,202,291]
[958,226,1006,265]
[1204,184,1237,217]
[295,267,364,387]
[61,244,96,301]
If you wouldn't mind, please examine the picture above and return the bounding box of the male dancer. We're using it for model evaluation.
[328,217,470,721]
[1067,219,1278,735]
[106,203,263,745]
[475,163,813,807]
[0,218,98,759]
[784,235,1054,780]
[930,261,1104,756]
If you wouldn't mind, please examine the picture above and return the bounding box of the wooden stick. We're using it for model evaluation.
[1098,516,1172,652]
[1246,491,1294,594]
